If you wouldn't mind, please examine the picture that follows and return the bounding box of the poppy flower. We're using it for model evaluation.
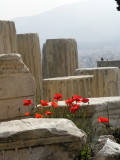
[72,95,82,102]
[25,112,30,116]
[70,104,79,113]
[40,100,49,106]
[81,98,89,103]
[70,108,76,113]
[65,98,74,107]
[53,93,62,101]
[98,117,109,123]
[35,113,43,118]
[45,111,52,115]
[51,101,58,108]
[23,99,33,106]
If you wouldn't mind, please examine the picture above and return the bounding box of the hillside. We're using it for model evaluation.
[13,0,120,67]
[13,0,120,49]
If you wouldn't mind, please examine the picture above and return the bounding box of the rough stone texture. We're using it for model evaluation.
[0,118,87,160]
[0,54,36,121]
[43,75,93,101]
[97,60,120,69]
[0,21,17,54]
[93,135,116,155]
[17,33,43,98]
[42,39,79,79]
[93,136,120,160]
[75,67,120,97]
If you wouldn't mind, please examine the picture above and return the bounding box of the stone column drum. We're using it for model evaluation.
[17,33,43,99]
[0,54,36,122]
[42,39,79,78]
[0,21,17,54]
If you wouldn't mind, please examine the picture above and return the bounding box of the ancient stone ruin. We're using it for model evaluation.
[43,75,93,101]
[0,20,87,160]
[0,20,120,159]
[17,33,43,98]
[42,39,79,78]
[75,67,120,97]
[0,21,17,54]
[0,53,36,121]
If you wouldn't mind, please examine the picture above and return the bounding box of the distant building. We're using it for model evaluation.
[97,60,120,68]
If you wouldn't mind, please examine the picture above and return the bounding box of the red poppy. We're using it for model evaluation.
[23,99,33,106]
[81,98,89,103]
[51,101,58,108]
[70,104,79,113]
[65,98,74,107]
[45,111,52,115]
[35,113,43,118]
[25,112,30,116]
[98,117,109,123]
[53,93,62,101]
[40,100,49,106]
[72,95,82,102]
[70,108,75,113]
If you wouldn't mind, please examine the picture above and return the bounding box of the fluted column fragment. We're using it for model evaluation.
[0,21,17,54]
[17,33,43,98]
[42,39,79,78]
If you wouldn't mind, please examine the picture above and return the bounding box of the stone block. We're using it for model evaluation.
[17,33,43,99]
[0,21,17,54]
[75,67,120,97]
[43,75,93,101]
[42,39,79,78]
[0,54,36,121]
[0,118,87,160]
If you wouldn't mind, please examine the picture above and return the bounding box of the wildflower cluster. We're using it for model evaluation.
[23,93,109,125]
[23,93,89,118]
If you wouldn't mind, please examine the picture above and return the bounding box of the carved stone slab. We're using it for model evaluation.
[0,54,36,121]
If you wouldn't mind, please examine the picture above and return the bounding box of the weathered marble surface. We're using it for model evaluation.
[0,118,87,160]
[42,39,79,78]
[0,54,36,121]
[75,67,120,97]
[0,21,17,54]
[43,75,93,101]
[17,33,43,98]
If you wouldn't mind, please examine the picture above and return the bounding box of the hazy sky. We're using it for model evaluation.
[0,0,84,20]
